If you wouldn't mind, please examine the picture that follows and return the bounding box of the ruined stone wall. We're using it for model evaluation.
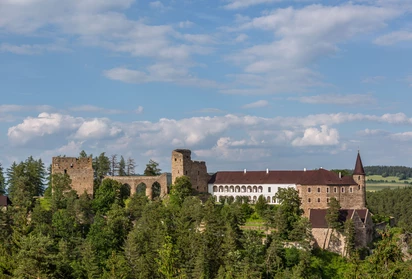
[105,173,170,199]
[52,157,94,195]
[298,184,366,217]
[171,149,211,193]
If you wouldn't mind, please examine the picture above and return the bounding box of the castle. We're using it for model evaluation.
[52,149,372,255]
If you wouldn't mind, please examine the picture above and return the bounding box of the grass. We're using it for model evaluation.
[366,175,412,191]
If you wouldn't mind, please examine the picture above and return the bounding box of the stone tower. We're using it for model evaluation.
[353,151,366,207]
[171,149,210,192]
[52,157,94,195]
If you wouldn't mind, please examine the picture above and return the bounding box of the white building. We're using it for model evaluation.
[208,169,297,204]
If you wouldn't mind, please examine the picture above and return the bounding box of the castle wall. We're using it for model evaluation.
[104,173,169,199]
[52,157,94,195]
[171,149,211,193]
[298,184,366,217]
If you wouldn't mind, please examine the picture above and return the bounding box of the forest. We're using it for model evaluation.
[0,153,412,278]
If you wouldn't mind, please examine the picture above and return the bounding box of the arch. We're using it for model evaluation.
[253,186,257,193]
[272,196,276,203]
[230,186,234,193]
[235,186,240,192]
[258,186,263,193]
[253,196,257,202]
[241,186,246,193]
[152,182,161,199]
[219,186,223,192]
[213,186,218,192]
[267,196,270,203]
[247,186,252,193]
[136,182,147,196]
[224,186,229,192]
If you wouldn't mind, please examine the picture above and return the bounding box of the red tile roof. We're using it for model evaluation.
[209,169,356,186]
[309,208,368,228]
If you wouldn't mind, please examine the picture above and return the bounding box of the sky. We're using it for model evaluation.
[1,0,412,174]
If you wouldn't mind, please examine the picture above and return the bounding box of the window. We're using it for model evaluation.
[358,175,360,180]
[175,158,177,161]
[317,198,320,203]
[358,185,360,190]
[198,171,200,175]
[268,187,271,193]
[350,187,353,193]
[334,187,337,193]
[64,169,67,174]
[185,171,188,175]
[327,198,330,203]
[308,198,311,203]
[326,188,330,193]
[341,187,345,193]
[317,187,321,193]
[308,188,311,193]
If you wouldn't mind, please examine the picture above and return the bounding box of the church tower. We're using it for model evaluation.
[353,151,366,208]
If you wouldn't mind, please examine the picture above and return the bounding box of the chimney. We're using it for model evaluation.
[244,169,247,174]
[339,172,342,179]
[304,168,306,172]
[266,168,269,174]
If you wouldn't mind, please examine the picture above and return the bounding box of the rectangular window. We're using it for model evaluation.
[308,188,311,193]
[268,187,271,193]
[350,187,353,193]
[317,187,321,193]
[334,187,337,193]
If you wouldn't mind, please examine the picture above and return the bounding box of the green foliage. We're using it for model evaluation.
[118,156,126,176]
[93,178,129,213]
[144,159,161,176]
[326,197,342,232]
[255,194,268,217]
[169,175,192,207]
[0,163,5,195]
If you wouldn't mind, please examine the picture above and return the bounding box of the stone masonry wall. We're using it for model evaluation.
[298,183,366,217]
[171,149,211,193]
[52,157,94,195]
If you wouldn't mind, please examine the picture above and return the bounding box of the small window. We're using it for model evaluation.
[185,171,188,175]
[334,187,337,193]
[64,169,67,174]
[317,187,321,193]
[268,187,271,193]
[175,158,177,161]
[317,198,320,203]
[326,188,330,193]
[198,171,200,175]
[308,198,311,203]
[308,188,311,193]
[327,198,330,203]
[358,185,360,190]
[350,187,353,193]
[358,175,360,180]
[341,187,345,193]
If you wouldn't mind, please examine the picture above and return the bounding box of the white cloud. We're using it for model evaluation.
[224,0,282,10]
[0,105,54,113]
[242,100,269,108]
[362,76,386,83]
[135,106,144,114]
[178,21,194,28]
[235,34,248,42]
[225,4,400,94]
[290,94,376,105]
[0,43,70,55]
[292,125,339,146]
[374,31,412,45]
[70,105,125,114]
[74,118,122,140]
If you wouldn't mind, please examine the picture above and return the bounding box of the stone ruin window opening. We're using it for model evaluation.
[317,187,320,193]
[308,198,311,203]
[64,169,67,174]
[317,198,320,203]
[358,185,361,190]
[70,163,73,168]
[308,187,311,193]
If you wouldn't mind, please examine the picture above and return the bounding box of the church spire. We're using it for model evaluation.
[353,151,365,175]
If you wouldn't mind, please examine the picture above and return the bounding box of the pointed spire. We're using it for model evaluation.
[353,151,365,175]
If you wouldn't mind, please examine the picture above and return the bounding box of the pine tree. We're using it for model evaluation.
[118,156,126,176]
[126,157,136,176]
[0,163,5,195]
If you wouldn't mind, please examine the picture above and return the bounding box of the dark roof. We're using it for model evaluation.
[208,169,356,186]
[309,208,368,228]
[353,152,365,175]
[0,195,11,206]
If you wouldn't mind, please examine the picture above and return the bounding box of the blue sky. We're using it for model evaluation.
[1,0,412,173]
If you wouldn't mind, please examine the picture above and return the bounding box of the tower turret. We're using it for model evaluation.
[353,151,366,207]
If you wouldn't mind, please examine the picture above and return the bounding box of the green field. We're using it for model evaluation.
[366,175,412,191]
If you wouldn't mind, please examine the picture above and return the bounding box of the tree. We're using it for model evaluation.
[255,195,268,217]
[326,197,342,232]
[169,176,192,207]
[93,179,128,214]
[126,157,136,176]
[0,163,5,195]
[110,154,118,176]
[118,156,126,176]
[79,150,88,158]
[93,153,110,181]
[144,159,161,176]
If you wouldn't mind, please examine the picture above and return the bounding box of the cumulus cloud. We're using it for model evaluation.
[225,4,400,94]
[290,94,376,105]
[374,31,412,45]
[224,0,283,10]
[135,106,144,114]
[292,125,340,146]
[74,118,122,140]
[242,100,269,108]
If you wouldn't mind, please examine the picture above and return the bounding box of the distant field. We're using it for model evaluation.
[366,175,412,191]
